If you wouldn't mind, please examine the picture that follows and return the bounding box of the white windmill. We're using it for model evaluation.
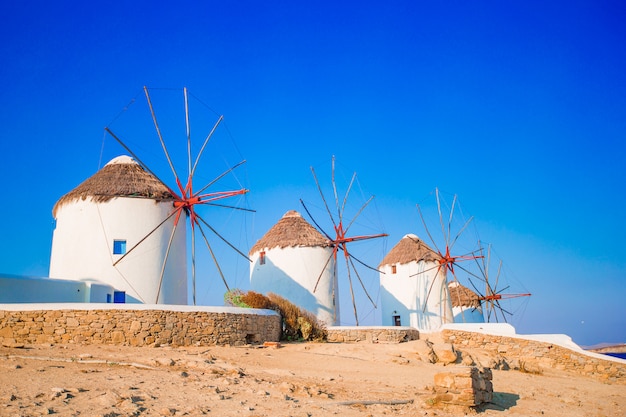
[249,210,336,325]
[299,156,387,326]
[50,87,252,305]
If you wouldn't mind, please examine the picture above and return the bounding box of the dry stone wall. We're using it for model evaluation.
[0,306,281,347]
[433,367,493,407]
[327,326,419,343]
[442,329,626,384]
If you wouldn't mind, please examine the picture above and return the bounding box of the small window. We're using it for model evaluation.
[391,265,397,274]
[113,240,127,255]
[259,251,266,265]
[113,291,126,303]
[393,315,401,326]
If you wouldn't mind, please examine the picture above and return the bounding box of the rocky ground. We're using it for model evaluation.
[1,337,624,417]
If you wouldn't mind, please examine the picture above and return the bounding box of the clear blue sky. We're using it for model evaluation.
[1,1,624,346]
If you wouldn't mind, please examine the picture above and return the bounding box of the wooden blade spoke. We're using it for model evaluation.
[449,215,474,251]
[311,166,338,229]
[495,259,503,292]
[195,213,251,261]
[195,220,230,292]
[422,265,444,312]
[484,243,491,281]
[409,263,441,277]
[300,199,334,241]
[436,188,447,248]
[343,253,359,326]
[113,208,182,266]
[447,193,457,248]
[467,277,482,295]
[345,250,381,274]
[340,171,357,224]
[191,221,196,306]
[331,156,342,222]
[313,248,337,292]
[494,284,511,295]
[416,203,443,256]
[344,194,374,235]
[104,127,179,198]
[193,160,247,197]
[191,115,224,177]
[155,212,182,303]
[184,87,192,178]
[495,299,512,319]
[144,86,181,186]
[201,202,256,213]
[347,255,377,308]
[455,262,485,281]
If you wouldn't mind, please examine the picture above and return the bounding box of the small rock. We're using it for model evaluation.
[279,382,295,393]
[159,407,176,416]
[155,357,176,366]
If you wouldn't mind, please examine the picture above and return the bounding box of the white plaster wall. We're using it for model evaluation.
[249,246,338,325]
[0,275,114,303]
[49,197,187,304]
[380,260,453,331]
[452,305,485,323]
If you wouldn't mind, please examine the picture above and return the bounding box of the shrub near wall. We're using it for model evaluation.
[0,305,281,347]
[441,329,626,384]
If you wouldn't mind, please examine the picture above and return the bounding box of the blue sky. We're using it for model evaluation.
[1,1,624,346]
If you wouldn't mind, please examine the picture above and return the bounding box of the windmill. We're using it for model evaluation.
[102,86,253,305]
[415,188,530,323]
[413,188,485,319]
[300,156,387,325]
[469,242,532,323]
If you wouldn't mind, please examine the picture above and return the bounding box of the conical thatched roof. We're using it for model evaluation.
[448,281,481,308]
[378,234,441,267]
[249,210,331,255]
[52,155,174,217]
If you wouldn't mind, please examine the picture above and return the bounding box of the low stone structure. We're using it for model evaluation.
[442,328,626,383]
[0,304,281,347]
[433,367,493,407]
[326,326,419,343]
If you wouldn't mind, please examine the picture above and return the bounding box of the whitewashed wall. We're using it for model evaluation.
[0,274,114,303]
[250,245,338,325]
[49,197,187,304]
[452,305,485,323]
[380,260,453,331]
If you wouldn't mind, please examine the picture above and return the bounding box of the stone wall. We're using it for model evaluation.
[327,326,419,343]
[0,305,281,347]
[442,329,626,384]
[433,367,493,407]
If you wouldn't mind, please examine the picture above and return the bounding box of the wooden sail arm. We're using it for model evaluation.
[194,189,249,203]
[332,233,388,245]
[479,293,531,301]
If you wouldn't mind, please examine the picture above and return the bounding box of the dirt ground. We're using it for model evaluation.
[1,340,624,417]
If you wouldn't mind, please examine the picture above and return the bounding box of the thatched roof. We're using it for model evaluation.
[249,210,331,255]
[52,155,174,217]
[448,281,481,308]
[378,234,441,267]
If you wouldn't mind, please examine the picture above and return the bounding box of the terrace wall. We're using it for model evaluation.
[441,328,626,384]
[0,304,281,347]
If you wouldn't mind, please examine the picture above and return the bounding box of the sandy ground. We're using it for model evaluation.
[1,340,624,417]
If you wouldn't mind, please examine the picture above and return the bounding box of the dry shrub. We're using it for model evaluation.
[266,292,327,342]
[224,289,327,342]
[240,291,275,310]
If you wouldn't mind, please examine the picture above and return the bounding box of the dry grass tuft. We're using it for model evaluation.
[224,290,327,342]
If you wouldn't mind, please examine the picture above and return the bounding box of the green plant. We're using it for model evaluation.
[223,289,250,308]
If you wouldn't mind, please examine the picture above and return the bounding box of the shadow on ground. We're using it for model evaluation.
[478,392,520,412]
